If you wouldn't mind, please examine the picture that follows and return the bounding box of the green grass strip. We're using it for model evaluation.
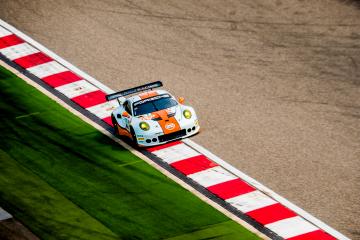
[0,66,261,240]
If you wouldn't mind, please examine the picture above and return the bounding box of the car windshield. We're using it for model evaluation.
[133,94,177,116]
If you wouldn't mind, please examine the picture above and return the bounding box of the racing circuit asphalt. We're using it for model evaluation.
[1,0,359,239]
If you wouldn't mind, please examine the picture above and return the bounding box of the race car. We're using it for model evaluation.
[106,81,200,147]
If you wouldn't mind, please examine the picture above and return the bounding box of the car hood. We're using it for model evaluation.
[136,106,179,121]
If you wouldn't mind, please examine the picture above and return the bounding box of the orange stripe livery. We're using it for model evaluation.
[139,91,158,99]
[154,110,181,134]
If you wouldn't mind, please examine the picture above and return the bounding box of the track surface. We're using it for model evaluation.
[1,0,359,238]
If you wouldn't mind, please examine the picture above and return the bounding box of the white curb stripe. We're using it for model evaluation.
[0,207,12,221]
[86,100,118,119]
[55,80,98,99]
[226,190,277,213]
[188,166,237,187]
[151,143,201,164]
[0,26,11,37]
[0,42,39,60]
[266,216,319,239]
[27,61,68,78]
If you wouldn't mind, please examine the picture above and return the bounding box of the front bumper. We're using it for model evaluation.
[136,120,200,147]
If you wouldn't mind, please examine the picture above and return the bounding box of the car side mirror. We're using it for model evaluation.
[178,97,185,104]
[122,111,130,118]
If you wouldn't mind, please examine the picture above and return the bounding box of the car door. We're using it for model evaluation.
[123,100,132,132]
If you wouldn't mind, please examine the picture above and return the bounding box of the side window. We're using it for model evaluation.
[124,101,132,115]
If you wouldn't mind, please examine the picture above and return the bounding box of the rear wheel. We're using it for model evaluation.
[111,115,119,136]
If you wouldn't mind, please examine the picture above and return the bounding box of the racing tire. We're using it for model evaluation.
[130,127,139,147]
[111,115,119,136]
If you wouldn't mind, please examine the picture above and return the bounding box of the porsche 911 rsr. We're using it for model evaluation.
[106,81,200,147]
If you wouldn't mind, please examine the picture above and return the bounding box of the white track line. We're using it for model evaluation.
[0,18,349,240]
[0,27,11,37]
[0,207,12,221]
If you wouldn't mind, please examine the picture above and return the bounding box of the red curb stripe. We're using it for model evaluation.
[170,155,218,175]
[42,71,82,88]
[286,230,336,240]
[0,34,24,49]
[102,116,113,126]
[247,203,297,225]
[71,90,106,108]
[207,178,255,200]
[146,141,182,152]
[13,52,53,68]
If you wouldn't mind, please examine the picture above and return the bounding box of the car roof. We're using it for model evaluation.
[126,89,172,104]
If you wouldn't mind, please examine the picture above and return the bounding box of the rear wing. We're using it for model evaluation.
[105,81,163,101]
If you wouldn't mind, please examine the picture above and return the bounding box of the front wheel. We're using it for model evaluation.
[130,127,139,147]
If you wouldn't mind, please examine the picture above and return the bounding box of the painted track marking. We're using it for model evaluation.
[0,207,12,221]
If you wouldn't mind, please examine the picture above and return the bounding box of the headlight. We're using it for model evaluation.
[139,122,150,131]
[183,110,192,119]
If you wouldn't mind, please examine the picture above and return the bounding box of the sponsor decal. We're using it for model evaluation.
[121,82,162,97]
[195,119,199,126]
[105,81,162,100]
[165,122,175,130]
[140,115,153,120]
[133,94,170,106]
